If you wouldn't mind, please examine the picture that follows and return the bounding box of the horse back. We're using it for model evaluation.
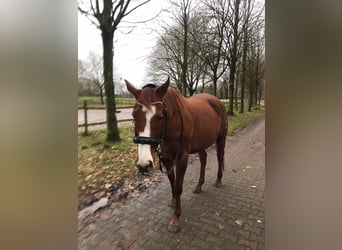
[185,94,227,153]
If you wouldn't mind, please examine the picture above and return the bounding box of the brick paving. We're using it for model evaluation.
[79,117,265,250]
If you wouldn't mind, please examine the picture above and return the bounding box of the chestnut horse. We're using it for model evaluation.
[125,77,227,232]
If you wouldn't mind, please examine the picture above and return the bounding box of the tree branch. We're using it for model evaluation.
[78,6,100,28]
[124,0,151,17]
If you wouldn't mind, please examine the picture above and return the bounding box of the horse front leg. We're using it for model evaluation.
[168,154,188,233]
[162,158,176,207]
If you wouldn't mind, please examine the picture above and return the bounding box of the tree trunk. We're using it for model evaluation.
[227,0,241,116]
[228,61,236,115]
[254,85,259,108]
[102,30,120,142]
[212,70,218,97]
[100,87,104,105]
[224,79,228,99]
[240,37,247,113]
[234,68,239,111]
[228,81,234,115]
[258,88,262,106]
[254,81,259,107]
[254,45,260,108]
[248,90,253,112]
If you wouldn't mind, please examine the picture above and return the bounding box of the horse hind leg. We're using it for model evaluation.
[215,134,225,188]
[193,150,207,193]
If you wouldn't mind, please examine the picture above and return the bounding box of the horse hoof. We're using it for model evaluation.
[168,223,181,233]
[193,186,202,193]
[215,181,222,188]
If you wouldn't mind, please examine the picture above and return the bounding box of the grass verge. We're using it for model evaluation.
[78,126,137,210]
[228,107,265,135]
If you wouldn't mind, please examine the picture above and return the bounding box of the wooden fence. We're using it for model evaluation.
[78,100,133,135]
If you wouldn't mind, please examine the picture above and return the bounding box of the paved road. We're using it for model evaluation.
[79,117,265,249]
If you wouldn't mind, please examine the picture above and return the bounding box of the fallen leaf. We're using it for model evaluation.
[85,175,92,181]
[235,219,243,226]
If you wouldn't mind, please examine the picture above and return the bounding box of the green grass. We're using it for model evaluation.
[78,126,137,209]
[228,107,265,135]
[78,96,135,108]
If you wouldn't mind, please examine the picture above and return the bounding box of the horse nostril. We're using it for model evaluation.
[137,161,153,174]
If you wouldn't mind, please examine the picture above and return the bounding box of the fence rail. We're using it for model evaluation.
[77,98,135,110]
[78,100,133,135]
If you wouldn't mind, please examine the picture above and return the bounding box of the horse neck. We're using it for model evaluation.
[164,89,187,118]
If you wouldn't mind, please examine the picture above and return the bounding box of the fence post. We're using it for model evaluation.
[83,100,89,136]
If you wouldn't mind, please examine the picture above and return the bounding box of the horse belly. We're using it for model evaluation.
[189,117,221,153]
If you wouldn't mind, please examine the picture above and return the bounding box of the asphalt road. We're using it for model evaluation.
[78,117,265,249]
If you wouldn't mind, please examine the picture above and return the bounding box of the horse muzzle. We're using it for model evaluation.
[136,160,153,175]
[134,136,160,175]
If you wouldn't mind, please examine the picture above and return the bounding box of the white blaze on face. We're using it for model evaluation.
[136,105,156,167]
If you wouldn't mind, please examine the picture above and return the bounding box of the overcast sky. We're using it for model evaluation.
[78,0,171,87]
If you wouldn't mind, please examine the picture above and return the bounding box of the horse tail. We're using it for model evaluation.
[208,98,227,172]
[219,102,227,171]
[221,102,228,139]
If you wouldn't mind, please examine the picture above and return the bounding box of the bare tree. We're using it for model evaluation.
[246,27,264,112]
[147,26,184,91]
[78,0,151,141]
[239,0,264,113]
[78,59,95,96]
[199,0,230,97]
[224,0,244,115]
[78,59,87,79]
[147,0,206,96]
[87,52,105,104]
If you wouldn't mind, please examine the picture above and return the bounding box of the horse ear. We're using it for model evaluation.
[125,80,141,99]
[156,77,170,98]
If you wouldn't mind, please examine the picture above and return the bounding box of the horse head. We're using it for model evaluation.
[125,77,169,174]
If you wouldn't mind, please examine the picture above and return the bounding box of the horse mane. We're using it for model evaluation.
[164,87,187,114]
